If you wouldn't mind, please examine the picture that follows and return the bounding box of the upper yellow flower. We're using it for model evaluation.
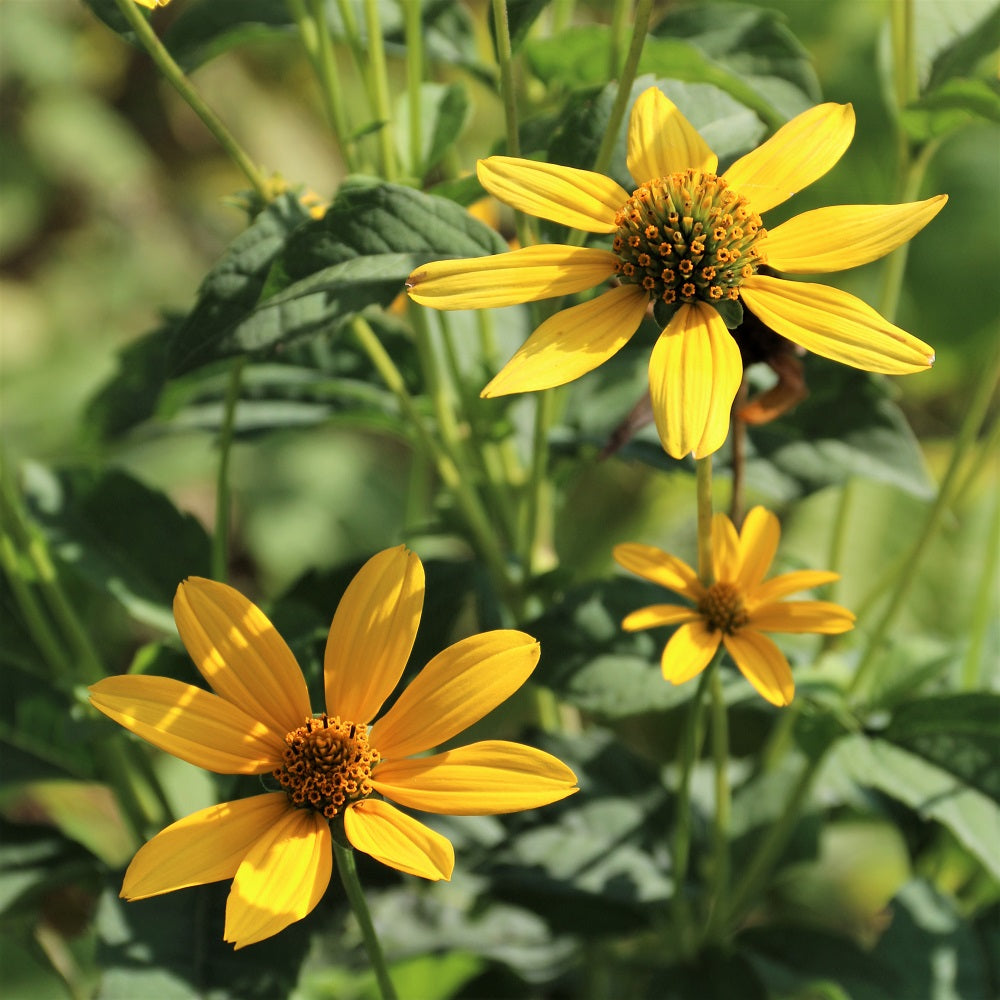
[406,87,946,459]
[613,507,855,706]
[89,546,577,948]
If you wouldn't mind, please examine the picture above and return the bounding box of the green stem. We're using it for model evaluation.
[704,659,731,941]
[363,0,397,181]
[520,389,557,583]
[846,346,1000,700]
[333,841,399,1000]
[962,483,1000,688]
[608,0,630,79]
[404,0,424,179]
[212,358,245,583]
[695,455,714,584]
[112,0,269,198]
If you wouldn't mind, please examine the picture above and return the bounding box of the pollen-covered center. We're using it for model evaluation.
[273,715,379,820]
[698,581,750,635]
[613,170,766,306]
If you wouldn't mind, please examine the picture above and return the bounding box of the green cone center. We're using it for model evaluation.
[274,714,378,819]
[698,581,750,635]
[613,170,767,306]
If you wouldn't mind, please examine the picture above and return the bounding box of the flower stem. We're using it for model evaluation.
[112,0,269,198]
[404,0,424,179]
[362,0,397,182]
[704,658,731,941]
[695,455,714,585]
[211,358,244,583]
[520,389,557,583]
[333,841,399,1000]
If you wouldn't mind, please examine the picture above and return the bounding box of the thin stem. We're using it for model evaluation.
[520,389,557,583]
[363,0,397,181]
[704,659,731,941]
[846,346,1000,700]
[333,842,399,1000]
[729,380,749,528]
[695,455,714,585]
[608,0,630,79]
[962,482,1000,688]
[212,358,245,583]
[404,0,424,179]
[112,0,269,198]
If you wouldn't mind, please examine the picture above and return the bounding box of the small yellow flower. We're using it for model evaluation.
[89,546,577,948]
[613,507,855,706]
[132,0,170,8]
[406,87,946,459]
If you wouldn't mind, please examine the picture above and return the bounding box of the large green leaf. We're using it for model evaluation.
[918,0,1000,92]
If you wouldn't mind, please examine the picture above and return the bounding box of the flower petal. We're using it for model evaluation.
[324,546,424,724]
[722,630,794,706]
[371,630,540,759]
[613,543,704,600]
[344,798,454,880]
[649,302,743,459]
[122,793,289,900]
[481,284,649,397]
[627,87,718,184]
[477,156,629,233]
[711,512,741,584]
[371,741,578,815]
[89,676,284,774]
[406,245,618,310]
[750,600,855,634]
[225,806,332,949]
[723,103,855,214]
[741,274,934,374]
[735,506,780,591]
[764,195,948,273]
[750,570,840,606]
[661,621,720,685]
[173,578,311,736]
[622,604,701,630]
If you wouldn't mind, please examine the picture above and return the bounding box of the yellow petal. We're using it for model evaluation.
[741,274,934,374]
[627,86,718,185]
[750,600,855,634]
[661,621,720,684]
[481,284,649,397]
[764,195,948,274]
[122,793,289,900]
[711,512,741,584]
[406,245,618,310]
[371,630,540,759]
[622,604,701,630]
[344,798,454,880]
[723,103,855,214]
[89,676,284,774]
[371,741,578,815]
[477,156,628,233]
[173,578,311,736]
[735,506,780,591]
[225,806,332,949]
[649,302,743,459]
[750,569,840,606]
[324,546,424,724]
[613,543,704,601]
[722,630,794,706]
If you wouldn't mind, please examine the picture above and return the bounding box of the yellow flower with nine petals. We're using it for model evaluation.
[613,507,855,706]
[406,87,946,460]
[89,546,577,948]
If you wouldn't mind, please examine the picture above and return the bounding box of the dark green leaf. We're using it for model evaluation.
[923,1,1000,92]
[490,0,550,55]
[882,693,1000,803]
[395,82,471,178]
[80,0,147,47]
[902,77,1000,140]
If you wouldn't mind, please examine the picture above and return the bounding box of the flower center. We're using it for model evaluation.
[273,714,379,820]
[698,581,750,635]
[613,170,766,307]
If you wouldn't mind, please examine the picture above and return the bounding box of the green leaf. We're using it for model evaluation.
[832,734,1000,880]
[490,0,550,55]
[902,77,1000,140]
[162,0,294,72]
[80,0,146,47]
[882,693,1000,804]
[918,0,1000,92]
[394,82,471,178]
[23,465,211,631]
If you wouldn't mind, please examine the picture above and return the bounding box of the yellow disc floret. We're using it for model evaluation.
[613,170,766,306]
[698,582,750,635]
[274,715,379,820]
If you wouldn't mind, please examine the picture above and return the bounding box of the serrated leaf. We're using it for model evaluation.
[882,693,1000,803]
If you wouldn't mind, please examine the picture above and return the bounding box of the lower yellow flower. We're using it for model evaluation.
[89,546,577,948]
[613,507,855,706]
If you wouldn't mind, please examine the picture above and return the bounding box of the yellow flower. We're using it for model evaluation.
[406,87,946,459]
[132,0,170,7]
[613,507,855,706]
[89,546,577,948]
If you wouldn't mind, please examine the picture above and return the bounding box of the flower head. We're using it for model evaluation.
[406,87,946,459]
[613,507,855,705]
[89,546,577,948]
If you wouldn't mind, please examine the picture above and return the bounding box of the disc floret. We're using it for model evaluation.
[274,715,379,820]
[698,581,750,635]
[613,169,766,307]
